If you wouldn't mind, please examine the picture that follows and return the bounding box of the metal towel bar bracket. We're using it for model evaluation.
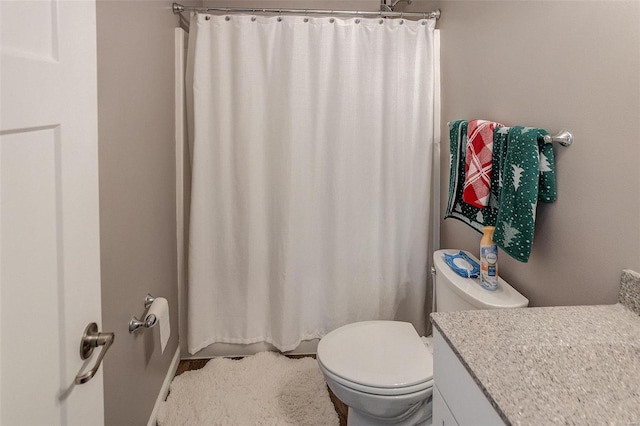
[129,294,158,333]
[543,130,573,147]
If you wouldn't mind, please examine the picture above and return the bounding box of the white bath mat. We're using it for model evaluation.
[157,351,339,426]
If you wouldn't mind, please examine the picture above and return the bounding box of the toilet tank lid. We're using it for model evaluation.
[317,321,433,389]
[433,249,529,309]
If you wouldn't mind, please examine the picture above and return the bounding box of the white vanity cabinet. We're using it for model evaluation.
[432,329,505,426]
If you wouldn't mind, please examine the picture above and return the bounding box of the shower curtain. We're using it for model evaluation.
[186,12,439,353]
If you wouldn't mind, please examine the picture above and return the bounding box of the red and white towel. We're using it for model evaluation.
[463,119,502,209]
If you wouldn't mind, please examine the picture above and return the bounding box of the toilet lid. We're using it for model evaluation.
[317,321,433,389]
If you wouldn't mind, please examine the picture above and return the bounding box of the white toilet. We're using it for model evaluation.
[317,249,529,426]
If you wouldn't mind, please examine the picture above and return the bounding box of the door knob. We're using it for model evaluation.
[75,322,115,385]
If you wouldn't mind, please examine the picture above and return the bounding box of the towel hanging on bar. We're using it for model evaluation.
[445,120,558,262]
[463,119,503,209]
[493,126,556,262]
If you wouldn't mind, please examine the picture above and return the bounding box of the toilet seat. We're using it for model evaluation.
[318,360,434,396]
[317,321,433,396]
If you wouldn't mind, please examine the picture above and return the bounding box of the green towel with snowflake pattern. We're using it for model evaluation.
[444,121,556,262]
[494,126,556,262]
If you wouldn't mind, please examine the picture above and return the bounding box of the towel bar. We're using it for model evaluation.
[445,122,573,147]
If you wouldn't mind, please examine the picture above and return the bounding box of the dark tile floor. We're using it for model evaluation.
[175,356,348,426]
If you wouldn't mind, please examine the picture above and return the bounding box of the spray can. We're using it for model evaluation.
[480,226,498,290]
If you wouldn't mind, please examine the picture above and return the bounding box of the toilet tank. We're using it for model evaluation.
[432,249,529,312]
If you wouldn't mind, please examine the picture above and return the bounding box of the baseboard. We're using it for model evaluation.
[147,345,181,426]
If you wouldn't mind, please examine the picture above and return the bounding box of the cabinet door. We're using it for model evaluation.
[433,329,505,426]
[433,385,459,426]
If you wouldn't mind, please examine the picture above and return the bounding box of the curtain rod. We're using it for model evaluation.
[172,2,441,20]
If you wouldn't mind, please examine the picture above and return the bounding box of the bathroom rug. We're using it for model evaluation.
[157,351,339,426]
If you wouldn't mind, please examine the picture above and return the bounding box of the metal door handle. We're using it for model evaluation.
[75,322,115,385]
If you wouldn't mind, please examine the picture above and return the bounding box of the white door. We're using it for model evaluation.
[0,1,106,425]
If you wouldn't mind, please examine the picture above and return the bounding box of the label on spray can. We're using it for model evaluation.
[480,245,498,290]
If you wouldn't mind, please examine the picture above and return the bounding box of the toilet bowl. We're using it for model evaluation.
[317,321,434,426]
[317,249,529,426]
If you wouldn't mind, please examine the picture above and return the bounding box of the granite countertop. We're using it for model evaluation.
[430,270,640,426]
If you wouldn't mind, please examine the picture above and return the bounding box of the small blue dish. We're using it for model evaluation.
[443,251,480,279]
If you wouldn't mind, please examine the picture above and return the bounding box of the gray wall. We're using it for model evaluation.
[201,0,640,308]
[96,1,188,424]
[405,0,640,307]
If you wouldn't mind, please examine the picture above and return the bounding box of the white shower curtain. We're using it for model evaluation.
[187,13,439,353]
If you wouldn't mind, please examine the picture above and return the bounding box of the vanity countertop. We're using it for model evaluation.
[430,270,640,426]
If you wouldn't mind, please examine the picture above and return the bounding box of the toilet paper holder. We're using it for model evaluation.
[129,294,158,333]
